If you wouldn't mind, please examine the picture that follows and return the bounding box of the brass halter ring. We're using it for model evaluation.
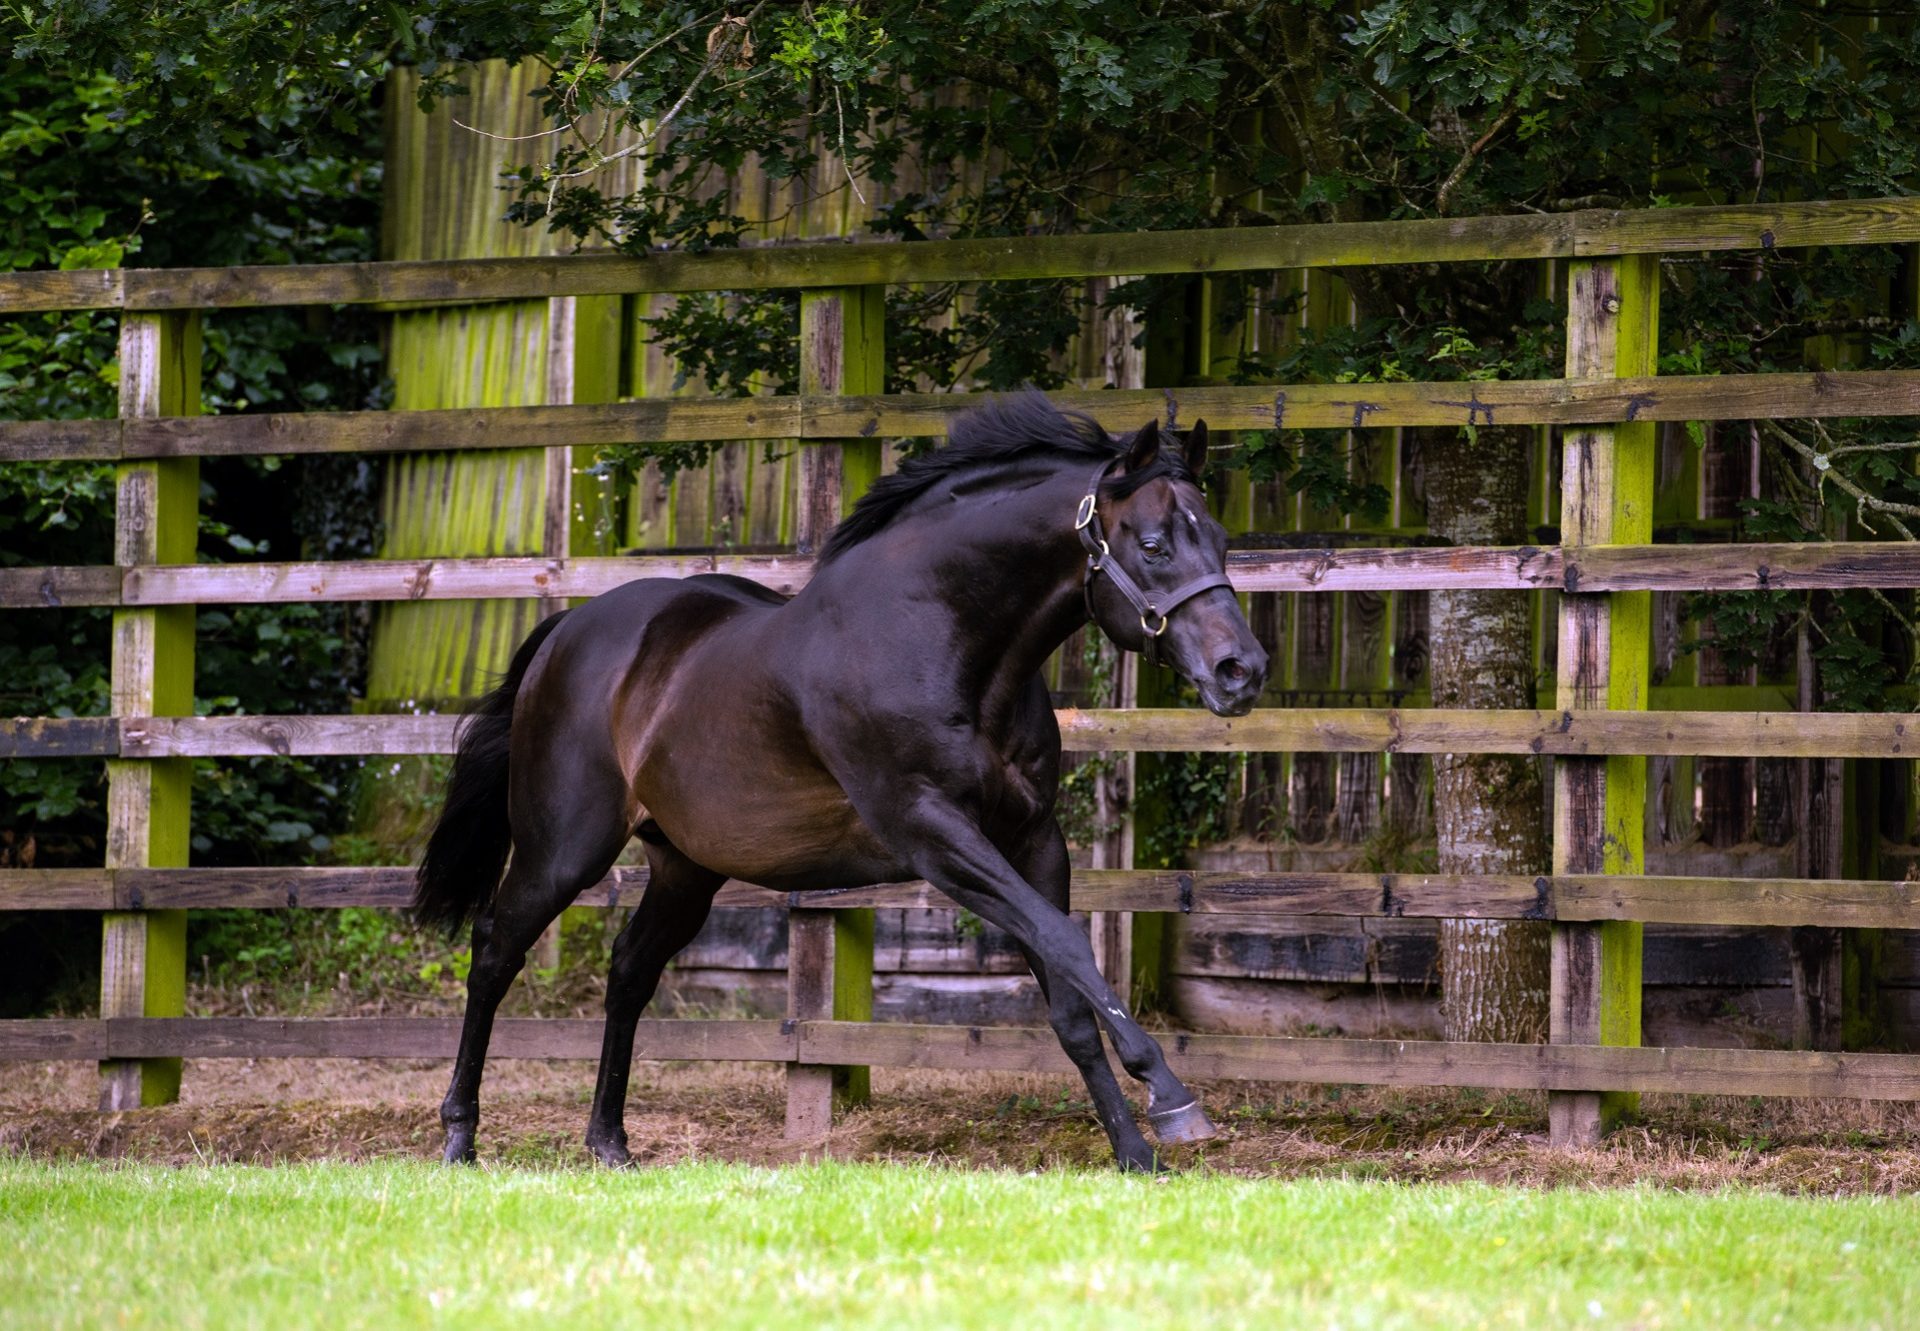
[1140,610,1169,638]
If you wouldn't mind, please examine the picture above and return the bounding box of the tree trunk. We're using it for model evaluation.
[1425,425,1550,1043]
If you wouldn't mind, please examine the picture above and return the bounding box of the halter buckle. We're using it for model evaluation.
[1074,492,1097,530]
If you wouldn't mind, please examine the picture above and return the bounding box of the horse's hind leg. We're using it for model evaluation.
[439,822,629,1165]
[585,833,724,1167]
[1008,822,1157,1173]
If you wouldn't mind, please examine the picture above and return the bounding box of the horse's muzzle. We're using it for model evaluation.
[1196,648,1267,717]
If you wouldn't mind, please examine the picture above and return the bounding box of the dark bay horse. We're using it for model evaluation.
[413,394,1269,1172]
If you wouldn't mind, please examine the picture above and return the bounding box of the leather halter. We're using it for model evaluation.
[1074,459,1235,668]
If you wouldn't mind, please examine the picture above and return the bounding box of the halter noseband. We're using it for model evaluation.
[1075,459,1235,668]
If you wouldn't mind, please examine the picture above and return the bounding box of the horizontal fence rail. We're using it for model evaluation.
[5,708,1916,760]
[9,541,1920,610]
[6,372,1920,464]
[2,198,1918,314]
[2,865,1914,929]
[4,1017,1917,1102]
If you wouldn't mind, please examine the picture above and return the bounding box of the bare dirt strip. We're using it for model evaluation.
[6,1057,1920,1194]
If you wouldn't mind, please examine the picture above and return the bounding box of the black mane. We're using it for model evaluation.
[819,393,1192,562]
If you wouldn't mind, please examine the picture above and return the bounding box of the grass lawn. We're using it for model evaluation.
[0,1158,1914,1330]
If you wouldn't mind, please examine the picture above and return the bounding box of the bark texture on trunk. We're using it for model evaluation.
[1425,425,1550,1043]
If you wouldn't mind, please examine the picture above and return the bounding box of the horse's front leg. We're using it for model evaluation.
[1005,820,1161,1171]
[877,793,1215,1148]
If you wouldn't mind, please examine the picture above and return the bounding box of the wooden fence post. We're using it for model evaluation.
[1549,255,1657,1146]
[786,284,883,1140]
[100,310,200,1110]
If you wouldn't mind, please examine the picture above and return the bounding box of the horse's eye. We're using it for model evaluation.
[1141,537,1163,556]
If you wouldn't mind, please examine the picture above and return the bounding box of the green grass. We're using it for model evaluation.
[1,1159,1915,1329]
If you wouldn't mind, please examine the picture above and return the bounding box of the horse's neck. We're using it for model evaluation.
[816,459,1092,700]
[924,463,1092,697]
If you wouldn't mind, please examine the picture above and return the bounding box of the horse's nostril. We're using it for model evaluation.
[1217,657,1249,686]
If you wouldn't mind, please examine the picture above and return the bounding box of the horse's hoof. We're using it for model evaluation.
[586,1134,632,1169]
[442,1131,477,1165]
[1146,1098,1218,1145]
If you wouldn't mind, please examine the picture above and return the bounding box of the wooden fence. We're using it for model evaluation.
[5,198,1920,1144]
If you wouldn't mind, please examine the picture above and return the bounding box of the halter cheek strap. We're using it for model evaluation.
[1075,460,1235,668]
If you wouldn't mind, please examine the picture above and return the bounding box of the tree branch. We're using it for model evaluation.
[1762,419,1920,539]
[1434,100,1518,216]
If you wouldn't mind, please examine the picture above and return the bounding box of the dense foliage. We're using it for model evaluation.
[0,56,390,1009]
[0,60,388,872]
[22,0,1915,696]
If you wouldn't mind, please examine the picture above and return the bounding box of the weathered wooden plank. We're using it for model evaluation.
[13,707,1920,760]
[114,714,461,758]
[1556,875,1920,929]
[0,216,1572,313]
[793,1020,1920,1099]
[0,266,127,313]
[845,369,1920,434]
[1174,920,1796,989]
[1071,868,1543,918]
[1167,976,1445,1040]
[1056,708,1920,758]
[15,541,1920,612]
[0,1020,111,1059]
[117,553,812,605]
[5,864,1910,928]
[873,973,1046,1026]
[15,1014,1917,1097]
[118,865,436,911]
[10,371,1920,465]
[1575,198,1920,259]
[1173,915,1435,984]
[1564,542,1920,593]
[0,716,120,757]
[0,1017,793,1062]
[0,565,123,608]
[5,199,1917,314]
[874,909,1031,976]
[0,870,116,910]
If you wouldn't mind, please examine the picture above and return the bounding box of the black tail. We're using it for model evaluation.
[412,611,571,936]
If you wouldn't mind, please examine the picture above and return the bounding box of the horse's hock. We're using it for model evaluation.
[7,201,1920,1148]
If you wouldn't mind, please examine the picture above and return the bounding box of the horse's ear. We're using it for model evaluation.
[1124,420,1162,472]
[1183,420,1210,478]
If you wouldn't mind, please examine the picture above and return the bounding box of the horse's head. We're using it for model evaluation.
[1081,419,1269,716]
